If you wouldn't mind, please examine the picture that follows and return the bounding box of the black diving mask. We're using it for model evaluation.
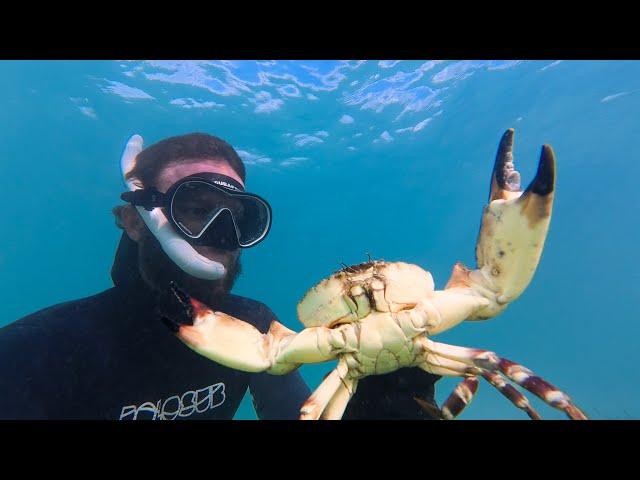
[121,172,272,249]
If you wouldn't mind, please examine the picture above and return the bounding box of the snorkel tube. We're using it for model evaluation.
[120,134,226,280]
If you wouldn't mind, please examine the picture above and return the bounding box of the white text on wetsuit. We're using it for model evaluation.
[119,382,226,420]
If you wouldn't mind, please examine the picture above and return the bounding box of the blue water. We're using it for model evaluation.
[1,60,638,420]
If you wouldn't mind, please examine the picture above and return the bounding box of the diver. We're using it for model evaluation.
[0,133,440,420]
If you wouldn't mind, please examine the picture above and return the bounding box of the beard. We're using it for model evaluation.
[136,228,242,307]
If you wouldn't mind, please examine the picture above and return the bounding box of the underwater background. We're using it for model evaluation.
[0,60,638,420]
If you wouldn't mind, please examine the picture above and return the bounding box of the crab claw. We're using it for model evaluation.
[469,129,556,318]
[160,281,208,333]
[160,282,278,373]
[489,128,520,201]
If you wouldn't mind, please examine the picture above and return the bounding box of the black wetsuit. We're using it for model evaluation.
[0,235,440,420]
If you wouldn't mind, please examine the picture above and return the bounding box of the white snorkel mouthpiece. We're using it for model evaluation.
[120,134,226,281]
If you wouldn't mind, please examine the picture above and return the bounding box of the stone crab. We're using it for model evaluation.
[162,129,587,420]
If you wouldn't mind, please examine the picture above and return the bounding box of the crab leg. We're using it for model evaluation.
[439,376,480,420]
[321,376,359,420]
[423,338,587,420]
[300,358,350,420]
[415,354,479,419]
[479,371,541,420]
[417,348,543,419]
[413,397,446,420]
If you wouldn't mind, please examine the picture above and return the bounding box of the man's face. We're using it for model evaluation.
[123,157,245,303]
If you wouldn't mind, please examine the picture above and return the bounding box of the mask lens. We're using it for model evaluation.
[170,180,271,247]
[199,210,240,250]
[171,181,228,237]
[232,195,271,246]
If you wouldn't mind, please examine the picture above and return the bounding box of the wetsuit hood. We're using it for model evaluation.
[111,232,143,290]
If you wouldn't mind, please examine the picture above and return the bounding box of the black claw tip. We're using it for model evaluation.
[497,129,515,155]
[169,281,191,309]
[414,397,445,420]
[168,280,179,295]
[160,282,198,331]
[524,144,556,196]
[161,316,180,333]
[489,128,517,200]
[502,127,515,143]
